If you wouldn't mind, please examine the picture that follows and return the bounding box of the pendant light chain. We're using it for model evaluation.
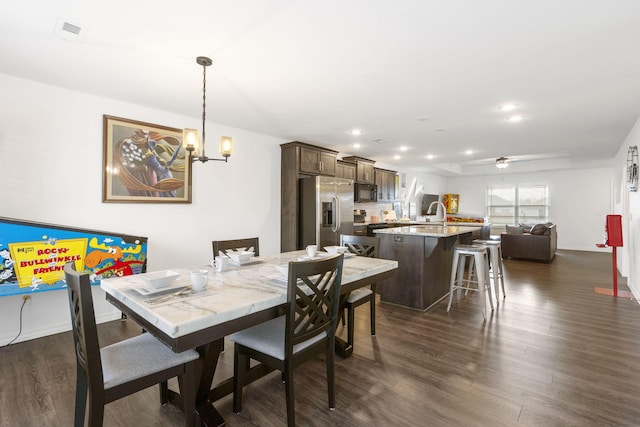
[201,63,207,158]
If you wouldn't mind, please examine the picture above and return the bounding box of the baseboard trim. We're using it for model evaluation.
[0,311,123,345]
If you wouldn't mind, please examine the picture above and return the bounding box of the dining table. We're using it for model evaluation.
[100,250,398,427]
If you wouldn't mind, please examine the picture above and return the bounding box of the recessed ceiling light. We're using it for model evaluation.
[498,103,519,112]
[508,115,523,123]
[426,154,435,160]
[465,150,474,155]
[350,129,362,136]
[399,146,408,152]
[393,155,401,160]
[353,143,361,149]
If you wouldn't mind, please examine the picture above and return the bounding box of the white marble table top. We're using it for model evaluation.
[374,225,481,237]
[101,251,397,340]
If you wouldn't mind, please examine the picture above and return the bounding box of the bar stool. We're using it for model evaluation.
[474,239,506,301]
[448,244,494,318]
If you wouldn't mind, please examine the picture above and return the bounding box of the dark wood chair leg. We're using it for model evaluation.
[284,361,295,427]
[233,346,246,414]
[74,366,88,427]
[370,294,376,336]
[326,338,335,409]
[87,396,105,427]
[347,303,356,346]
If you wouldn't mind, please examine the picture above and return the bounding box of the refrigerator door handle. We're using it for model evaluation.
[332,195,340,233]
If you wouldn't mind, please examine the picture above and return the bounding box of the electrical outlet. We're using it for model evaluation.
[22,295,30,301]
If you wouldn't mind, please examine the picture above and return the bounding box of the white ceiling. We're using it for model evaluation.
[3,0,640,176]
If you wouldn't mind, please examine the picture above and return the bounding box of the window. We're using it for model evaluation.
[487,184,549,225]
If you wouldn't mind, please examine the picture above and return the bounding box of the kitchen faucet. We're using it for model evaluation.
[428,201,448,231]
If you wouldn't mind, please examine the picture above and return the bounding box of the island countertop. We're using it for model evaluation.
[373,225,481,237]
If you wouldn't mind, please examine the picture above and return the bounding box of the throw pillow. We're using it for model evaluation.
[506,225,524,234]
[530,224,549,235]
[519,223,534,233]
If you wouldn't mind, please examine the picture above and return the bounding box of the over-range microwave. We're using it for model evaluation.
[354,183,377,203]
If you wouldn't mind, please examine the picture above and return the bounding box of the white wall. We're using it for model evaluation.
[446,168,614,251]
[354,165,448,221]
[613,117,640,297]
[404,169,449,203]
[0,73,286,345]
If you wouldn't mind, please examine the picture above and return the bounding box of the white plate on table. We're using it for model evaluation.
[266,275,315,295]
[297,252,331,261]
[297,252,355,261]
[133,282,188,296]
[324,245,349,254]
[228,257,262,266]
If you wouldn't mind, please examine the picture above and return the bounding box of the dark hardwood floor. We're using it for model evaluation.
[2,250,640,426]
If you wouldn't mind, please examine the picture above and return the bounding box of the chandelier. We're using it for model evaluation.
[183,56,233,163]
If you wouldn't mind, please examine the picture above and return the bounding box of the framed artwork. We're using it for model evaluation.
[0,216,148,297]
[103,115,191,203]
[443,194,459,214]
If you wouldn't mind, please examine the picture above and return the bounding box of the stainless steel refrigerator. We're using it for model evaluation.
[299,176,354,250]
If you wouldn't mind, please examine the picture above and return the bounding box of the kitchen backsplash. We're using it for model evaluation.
[355,202,395,222]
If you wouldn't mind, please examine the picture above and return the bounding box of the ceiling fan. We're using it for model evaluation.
[495,157,510,169]
[465,152,571,169]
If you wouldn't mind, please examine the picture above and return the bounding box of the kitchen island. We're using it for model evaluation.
[366,221,490,239]
[374,225,481,311]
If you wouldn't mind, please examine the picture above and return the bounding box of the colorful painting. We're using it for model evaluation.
[103,115,192,203]
[0,217,147,297]
[443,194,460,214]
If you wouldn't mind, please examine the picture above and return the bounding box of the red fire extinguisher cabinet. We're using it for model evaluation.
[603,214,623,296]
[606,214,623,247]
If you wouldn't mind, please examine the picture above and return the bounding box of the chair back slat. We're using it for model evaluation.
[64,262,104,394]
[285,254,343,351]
[212,237,260,259]
[340,235,380,258]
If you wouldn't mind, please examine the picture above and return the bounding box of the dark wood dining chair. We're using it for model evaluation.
[212,237,260,352]
[212,237,260,259]
[340,234,380,345]
[63,262,199,427]
[230,254,344,427]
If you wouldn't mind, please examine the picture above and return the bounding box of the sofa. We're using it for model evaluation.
[500,223,557,263]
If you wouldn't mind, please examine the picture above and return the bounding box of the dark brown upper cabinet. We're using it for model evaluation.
[375,167,397,202]
[341,156,375,184]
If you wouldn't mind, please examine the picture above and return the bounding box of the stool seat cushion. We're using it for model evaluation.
[474,239,500,245]
[455,244,486,253]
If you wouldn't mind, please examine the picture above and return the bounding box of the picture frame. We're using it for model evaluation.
[103,115,192,203]
[443,193,459,214]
